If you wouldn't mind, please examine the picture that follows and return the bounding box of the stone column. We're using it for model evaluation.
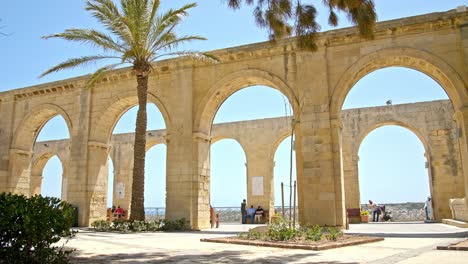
[85,141,112,225]
[165,132,211,230]
[110,143,134,211]
[454,108,468,213]
[343,154,360,209]
[30,174,42,196]
[0,95,15,192]
[296,104,343,227]
[8,149,33,196]
[245,148,275,218]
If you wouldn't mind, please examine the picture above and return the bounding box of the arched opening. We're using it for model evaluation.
[273,136,297,219]
[340,65,463,221]
[209,84,294,224]
[33,114,70,200]
[144,143,167,220]
[36,155,64,199]
[108,102,167,218]
[358,125,430,221]
[210,139,247,222]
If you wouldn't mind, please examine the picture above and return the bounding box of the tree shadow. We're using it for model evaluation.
[71,249,359,263]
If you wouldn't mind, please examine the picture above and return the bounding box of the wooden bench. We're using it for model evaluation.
[346,208,361,224]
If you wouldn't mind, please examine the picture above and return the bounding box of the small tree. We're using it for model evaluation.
[0,193,75,264]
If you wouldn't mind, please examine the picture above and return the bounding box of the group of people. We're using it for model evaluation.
[111,205,124,219]
[368,197,433,222]
[241,199,265,224]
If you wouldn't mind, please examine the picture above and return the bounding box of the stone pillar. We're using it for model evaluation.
[330,118,346,226]
[0,95,15,192]
[110,143,134,211]
[452,109,468,212]
[245,148,275,218]
[296,104,343,227]
[30,174,42,196]
[85,141,111,225]
[165,132,210,230]
[8,149,33,196]
[343,154,360,209]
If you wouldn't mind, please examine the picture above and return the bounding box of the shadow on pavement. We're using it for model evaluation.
[71,249,358,264]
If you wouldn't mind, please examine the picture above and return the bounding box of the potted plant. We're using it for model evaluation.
[360,210,369,223]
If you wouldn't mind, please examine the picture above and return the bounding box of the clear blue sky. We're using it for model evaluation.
[2,0,466,207]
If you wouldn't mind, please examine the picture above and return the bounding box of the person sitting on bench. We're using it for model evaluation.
[254,206,264,223]
[242,205,256,224]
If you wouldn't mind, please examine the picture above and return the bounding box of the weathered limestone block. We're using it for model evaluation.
[449,198,468,222]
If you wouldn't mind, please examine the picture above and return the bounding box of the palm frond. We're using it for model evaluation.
[154,35,207,53]
[43,29,126,54]
[152,51,218,64]
[86,0,134,46]
[39,55,118,78]
[85,63,123,88]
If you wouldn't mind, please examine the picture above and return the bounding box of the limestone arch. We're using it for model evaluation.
[354,122,434,213]
[146,140,167,152]
[355,120,430,157]
[270,131,293,160]
[330,47,467,119]
[11,104,73,151]
[210,137,249,161]
[30,153,66,197]
[194,69,299,135]
[90,91,171,144]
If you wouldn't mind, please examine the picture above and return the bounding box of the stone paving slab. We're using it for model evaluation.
[201,235,384,250]
[436,239,468,251]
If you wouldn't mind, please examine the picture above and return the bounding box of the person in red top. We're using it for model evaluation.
[115,206,124,219]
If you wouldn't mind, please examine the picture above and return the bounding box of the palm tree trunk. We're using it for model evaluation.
[130,73,149,221]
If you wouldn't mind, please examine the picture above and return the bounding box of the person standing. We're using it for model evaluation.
[368,200,380,222]
[424,197,433,221]
[241,199,247,222]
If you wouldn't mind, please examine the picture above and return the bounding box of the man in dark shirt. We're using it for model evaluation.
[255,206,264,223]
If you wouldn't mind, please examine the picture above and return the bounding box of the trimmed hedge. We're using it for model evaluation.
[0,193,75,264]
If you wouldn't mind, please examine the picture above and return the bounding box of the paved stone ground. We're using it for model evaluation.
[66,223,468,263]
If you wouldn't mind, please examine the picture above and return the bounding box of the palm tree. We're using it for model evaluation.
[226,0,377,50]
[41,0,214,221]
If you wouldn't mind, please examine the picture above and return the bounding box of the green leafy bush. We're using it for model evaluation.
[91,220,111,231]
[90,218,186,232]
[266,217,296,241]
[0,193,75,264]
[305,225,323,241]
[247,230,263,240]
[325,227,343,241]
[160,218,187,231]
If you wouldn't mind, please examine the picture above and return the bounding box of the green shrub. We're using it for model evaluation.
[325,227,343,241]
[265,217,296,241]
[91,220,111,231]
[112,220,131,232]
[0,193,75,264]
[90,218,186,232]
[305,225,323,241]
[131,220,146,232]
[160,218,187,231]
[247,230,263,240]
[145,220,162,231]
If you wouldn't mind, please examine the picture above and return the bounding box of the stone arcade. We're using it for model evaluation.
[0,8,467,228]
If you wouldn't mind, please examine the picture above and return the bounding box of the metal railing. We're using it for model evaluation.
[144,206,299,223]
